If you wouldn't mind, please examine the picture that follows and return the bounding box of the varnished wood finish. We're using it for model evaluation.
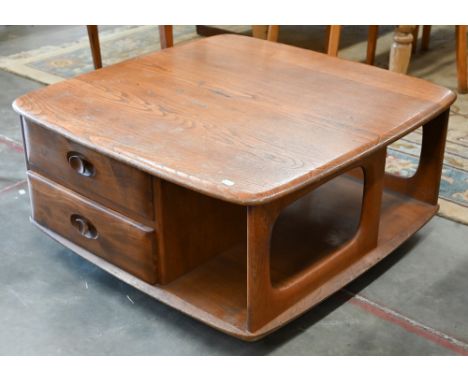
[244,174,438,339]
[159,25,174,49]
[32,172,439,340]
[325,25,341,56]
[28,172,157,284]
[262,25,379,64]
[411,25,420,53]
[86,25,173,70]
[262,25,380,64]
[456,25,467,94]
[266,25,279,42]
[389,25,416,73]
[23,119,154,220]
[86,25,102,69]
[252,25,269,39]
[155,179,245,284]
[13,35,455,205]
[246,149,386,331]
[384,110,449,205]
[15,35,455,340]
[366,25,379,65]
[422,25,431,51]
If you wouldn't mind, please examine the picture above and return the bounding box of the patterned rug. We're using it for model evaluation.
[1,25,467,224]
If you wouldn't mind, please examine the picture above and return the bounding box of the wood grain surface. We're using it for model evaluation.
[31,172,438,340]
[13,34,456,205]
[23,118,154,220]
[28,171,158,284]
[155,179,245,284]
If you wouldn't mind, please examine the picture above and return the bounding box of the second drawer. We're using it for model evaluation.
[28,171,158,284]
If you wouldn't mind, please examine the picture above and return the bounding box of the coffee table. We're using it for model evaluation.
[13,35,456,340]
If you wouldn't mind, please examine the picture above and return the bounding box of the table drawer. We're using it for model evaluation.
[23,119,153,220]
[28,171,158,284]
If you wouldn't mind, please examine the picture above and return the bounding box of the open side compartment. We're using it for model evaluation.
[154,144,439,337]
[35,168,438,339]
[156,112,448,339]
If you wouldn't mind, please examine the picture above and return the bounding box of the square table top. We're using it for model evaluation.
[14,34,456,205]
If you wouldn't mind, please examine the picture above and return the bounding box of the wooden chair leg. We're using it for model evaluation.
[159,25,173,49]
[252,26,269,40]
[456,25,468,94]
[86,25,102,69]
[267,25,280,42]
[366,25,379,65]
[411,25,420,53]
[422,25,431,51]
[326,25,341,57]
[389,25,416,73]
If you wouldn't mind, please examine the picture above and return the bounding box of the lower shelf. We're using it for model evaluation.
[32,175,437,340]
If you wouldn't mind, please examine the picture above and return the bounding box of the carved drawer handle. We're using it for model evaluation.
[67,152,95,177]
[70,214,98,239]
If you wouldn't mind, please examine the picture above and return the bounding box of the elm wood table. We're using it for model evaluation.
[13,35,455,341]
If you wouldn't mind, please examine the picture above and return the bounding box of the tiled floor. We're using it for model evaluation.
[0,26,467,355]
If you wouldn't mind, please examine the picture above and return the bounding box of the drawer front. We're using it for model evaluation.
[23,119,153,220]
[28,171,158,284]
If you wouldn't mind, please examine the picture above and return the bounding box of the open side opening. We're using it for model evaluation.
[386,128,423,179]
[153,154,437,333]
[157,180,248,330]
[269,169,364,288]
